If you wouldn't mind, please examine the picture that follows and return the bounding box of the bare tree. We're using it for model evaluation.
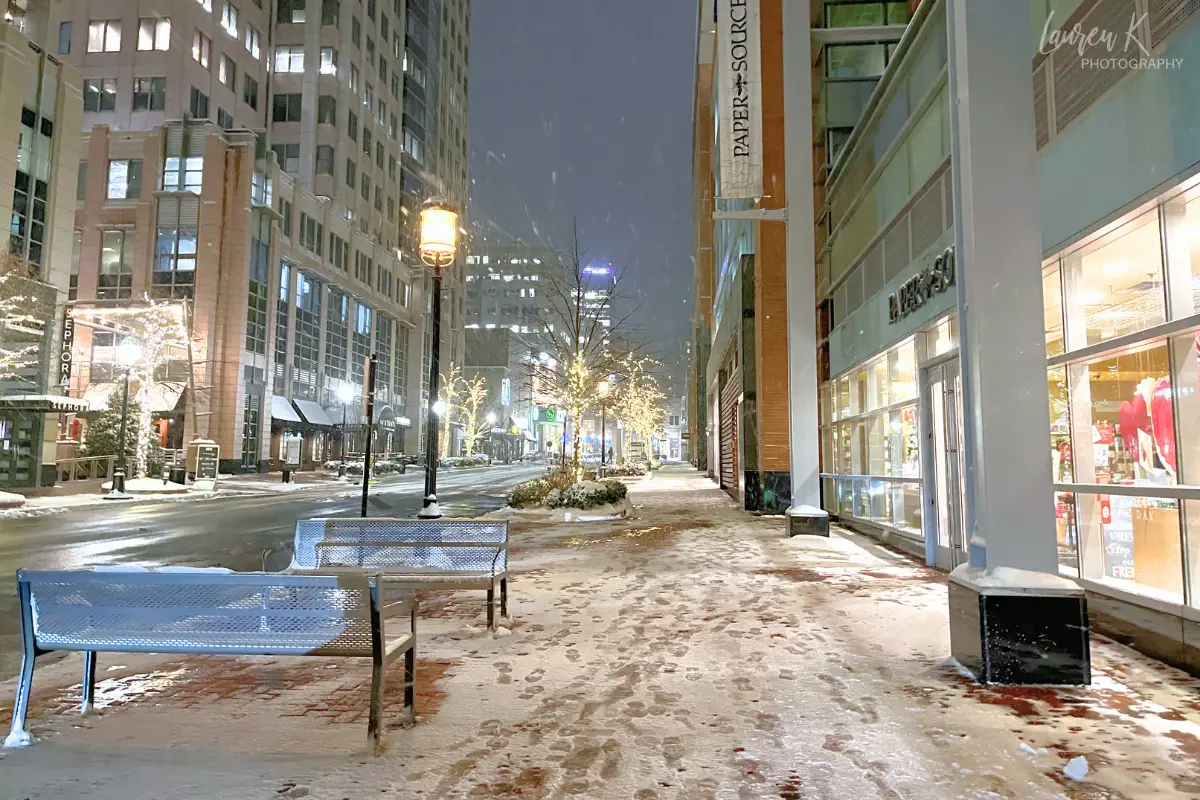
[523,220,647,481]
[460,373,491,458]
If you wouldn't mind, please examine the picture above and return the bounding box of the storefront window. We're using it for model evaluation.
[889,338,917,403]
[819,382,833,426]
[1044,266,1064,357]
[1049,367,1071,482]
[868,356,889,411]
[924,315,956,360]
[837,375,851,420]
[1076,492,1183,604]
[1055,490,1078,577]
[1065,210,1165,348]
[1067,345,1175,487]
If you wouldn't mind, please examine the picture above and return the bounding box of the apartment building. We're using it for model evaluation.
[0,22,87,488]
[465,240,560,335]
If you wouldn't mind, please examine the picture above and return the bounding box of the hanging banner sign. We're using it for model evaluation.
[58,311,75,387]
[716,0,764,198]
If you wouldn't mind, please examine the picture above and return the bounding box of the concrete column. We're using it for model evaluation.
[947,0,1056,573]
[782,0,819,508]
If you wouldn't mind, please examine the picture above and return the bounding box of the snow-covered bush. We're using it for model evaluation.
[547,479,629,510]
[507,477,552,508]
[440,455,492,469]
[323,459,343,471]
[605,460,646,477]
[545,488,563,508]
[344,462,364,476]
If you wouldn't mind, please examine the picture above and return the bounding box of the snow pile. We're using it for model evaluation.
[1063,756,1089,781]
[101,477,189,494]
[0,490,25,508]
[951,564,1080,593]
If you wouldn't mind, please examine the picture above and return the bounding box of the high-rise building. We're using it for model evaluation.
[0,22,88,488]
[465,239,559,334]
[17,0,471,472]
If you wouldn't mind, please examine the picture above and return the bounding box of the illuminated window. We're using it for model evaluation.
[87,20,121,52]
[137,18,171,51]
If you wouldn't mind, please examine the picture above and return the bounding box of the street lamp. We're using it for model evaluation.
[598,379,610,478]
[417,199,458,519]
[337,380,355,478]
[104,337,143,500]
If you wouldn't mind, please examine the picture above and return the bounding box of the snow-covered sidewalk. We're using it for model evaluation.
[1,466,1198,798]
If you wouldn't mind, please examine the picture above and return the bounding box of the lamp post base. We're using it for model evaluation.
[417,495,442,519]
[103,471,132,501]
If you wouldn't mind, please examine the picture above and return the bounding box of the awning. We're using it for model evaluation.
[293,399,335,427]
[0,394,90,412]
[82,382,117,412]
[271,395,302,423]
[142,382,185,413]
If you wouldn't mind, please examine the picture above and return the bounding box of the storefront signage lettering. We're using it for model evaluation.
[888,247,955,325]
[59,312,74,387]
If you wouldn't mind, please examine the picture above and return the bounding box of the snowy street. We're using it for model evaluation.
[2,466,1198,798]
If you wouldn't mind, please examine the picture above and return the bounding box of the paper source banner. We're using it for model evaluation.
[717,0,764,198]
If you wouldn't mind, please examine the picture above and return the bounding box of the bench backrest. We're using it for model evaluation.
[15,570,381,657]
[291,518,509,574]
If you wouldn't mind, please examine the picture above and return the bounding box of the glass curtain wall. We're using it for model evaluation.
[819,336,922,536]
[1045,178,1200,608]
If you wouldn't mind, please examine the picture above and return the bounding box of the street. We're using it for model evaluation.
[0,462,545,678]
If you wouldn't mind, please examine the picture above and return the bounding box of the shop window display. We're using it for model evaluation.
[1044,267,1064,357]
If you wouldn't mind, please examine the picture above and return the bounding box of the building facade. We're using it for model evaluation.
[65,120,424,472]
[19,0,471,472]
[0,22,86,489]
[693,0,1200,673]
[465,239,559,334]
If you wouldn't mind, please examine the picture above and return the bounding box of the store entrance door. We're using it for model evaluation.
[926,359,968,570]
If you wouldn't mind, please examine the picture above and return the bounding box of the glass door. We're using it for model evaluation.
[927,360,967,570]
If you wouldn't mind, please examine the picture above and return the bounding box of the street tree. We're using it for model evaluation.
[437,361,463,459]
[83,390,164,477]
[461,373,491,458]
[613,355,667,462]
[524,220,644,481]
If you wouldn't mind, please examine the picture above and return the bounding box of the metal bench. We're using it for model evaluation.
[4,569,416,755]
[286,518,510,629]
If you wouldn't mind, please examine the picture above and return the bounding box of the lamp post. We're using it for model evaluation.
[337,380,355,478]
[104,337,144,500]
[416,200,458,519]
[486,411,497,461]
[598,380,610,478]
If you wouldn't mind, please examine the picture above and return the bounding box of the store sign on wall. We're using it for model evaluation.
[887,247,956,325]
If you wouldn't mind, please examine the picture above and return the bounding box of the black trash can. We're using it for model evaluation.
[169,466,187,485]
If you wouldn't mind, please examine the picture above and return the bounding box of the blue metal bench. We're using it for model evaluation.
[4,569,417,755]
[286,518,510,629]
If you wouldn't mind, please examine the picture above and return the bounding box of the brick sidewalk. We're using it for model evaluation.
[2,466,1198,799]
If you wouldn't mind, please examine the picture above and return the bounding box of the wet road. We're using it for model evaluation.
[0,463,545,678]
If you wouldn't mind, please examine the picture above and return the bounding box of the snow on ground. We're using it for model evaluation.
[1,467,1198,798]
[0,490,25,508]
[99,477,188,494]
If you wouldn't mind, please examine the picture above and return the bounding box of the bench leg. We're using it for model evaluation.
[81,652,97,715]
[486,584,496,631]
[500,577,508,619]
[4,650,35,747]
[368,660,385,756]
[404,643,416,722]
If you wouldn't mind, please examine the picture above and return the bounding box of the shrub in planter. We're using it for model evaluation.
[601,478,628,504]
[507,477,552,508]
[344,462,364,476]
[324,459,343,471]
[552,480,625,510]
[545,488,563,508]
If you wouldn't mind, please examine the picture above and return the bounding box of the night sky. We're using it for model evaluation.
[467,0,696,357]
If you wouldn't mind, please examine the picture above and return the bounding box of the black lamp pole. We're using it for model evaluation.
[115,365,131,492]
[419,265,443,517]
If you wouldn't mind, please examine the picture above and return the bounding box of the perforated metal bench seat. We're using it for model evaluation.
[4,569,417,755]
[287,518,511,629]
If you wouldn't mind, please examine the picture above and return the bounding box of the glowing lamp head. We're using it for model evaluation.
[598,380,610,395]
[116,338,144,368]
[486,412,498,424]
[419,200,458,268]
[337,381,356,404]
[432,399,448,417]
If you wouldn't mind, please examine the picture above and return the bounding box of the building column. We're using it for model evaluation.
[945,0,1090,684]
[782,0,819,509]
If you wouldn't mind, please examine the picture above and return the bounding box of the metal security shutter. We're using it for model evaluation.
[720,370,740,495]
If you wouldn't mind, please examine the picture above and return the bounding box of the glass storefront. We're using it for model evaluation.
[820,335,926,539]
[1045,177,1200,608]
